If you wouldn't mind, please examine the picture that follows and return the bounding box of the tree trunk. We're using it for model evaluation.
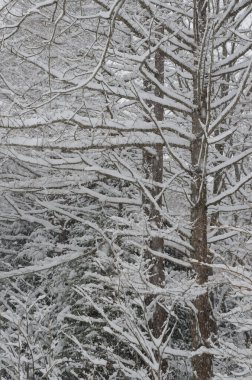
[143,26,167,376]
[191,1,216,379]
[190,91,216,380]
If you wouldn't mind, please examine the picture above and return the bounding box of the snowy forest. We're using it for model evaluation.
[0,0,251,379]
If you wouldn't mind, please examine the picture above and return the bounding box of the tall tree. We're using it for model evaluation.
[0,0,251,379]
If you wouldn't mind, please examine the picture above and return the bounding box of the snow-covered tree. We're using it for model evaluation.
[0,0,251,379]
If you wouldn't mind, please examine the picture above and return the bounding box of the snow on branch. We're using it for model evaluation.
[0,249,90,280]
[207,172,252,206]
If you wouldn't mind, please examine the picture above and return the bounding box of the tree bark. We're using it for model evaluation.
[191,1,216,379]
[143,26,167,377]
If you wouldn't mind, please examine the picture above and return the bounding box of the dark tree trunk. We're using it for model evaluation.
[143,26,167,377]
[191,1,216,379]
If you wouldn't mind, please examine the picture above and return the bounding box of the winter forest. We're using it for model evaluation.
[0,0,251,379]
